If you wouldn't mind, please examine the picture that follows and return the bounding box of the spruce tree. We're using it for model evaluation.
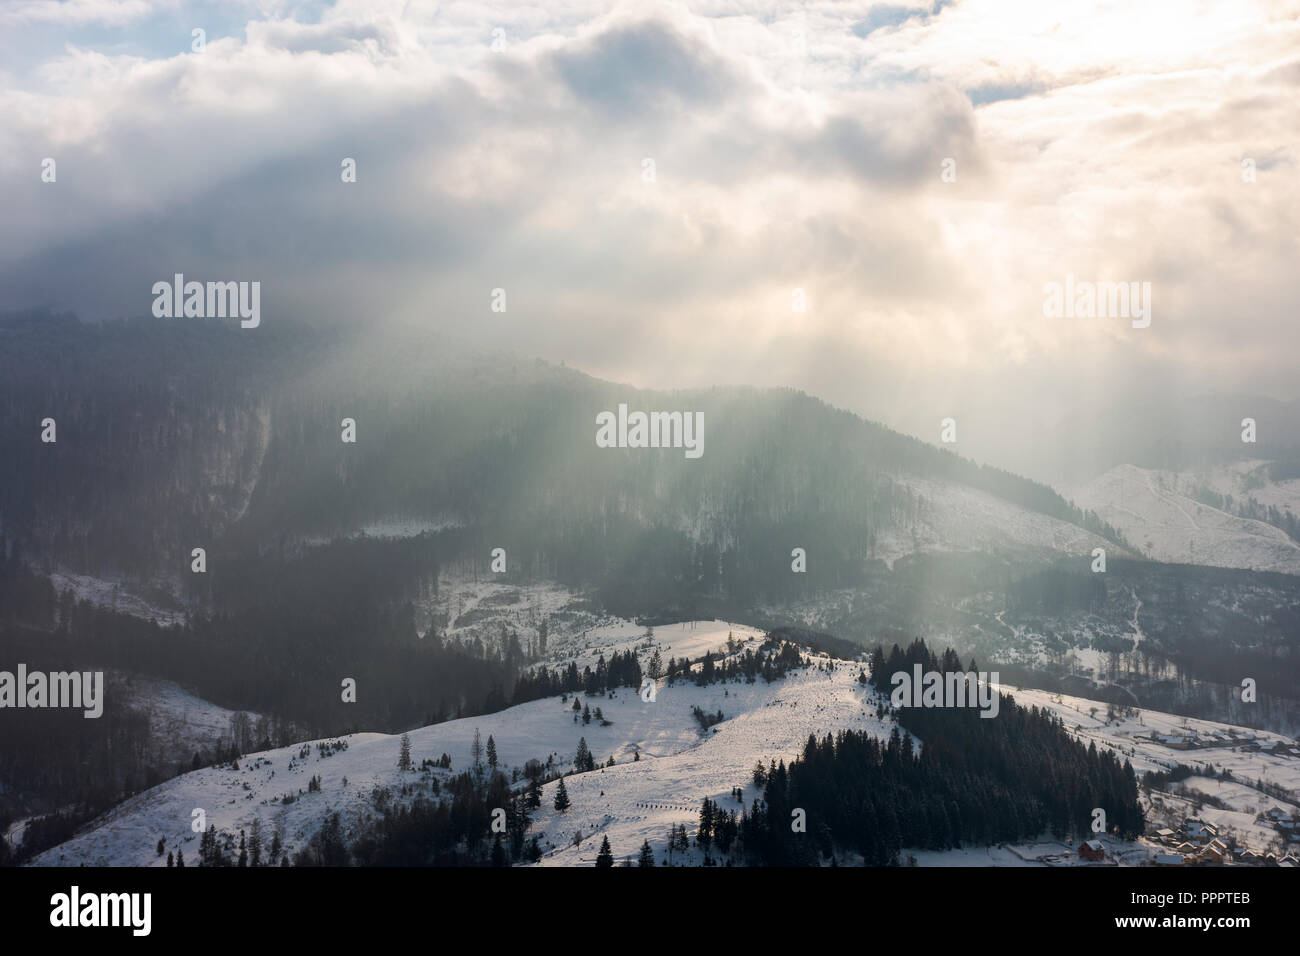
[595,835,614,868]
[638,839,655,867]
[249,818,263,866]
[398,732,412,771]
[554,776,570,812]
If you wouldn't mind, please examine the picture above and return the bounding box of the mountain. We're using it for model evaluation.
[1070,462,1300,575]
[0,311,1126,609]
[25,621,1298,867]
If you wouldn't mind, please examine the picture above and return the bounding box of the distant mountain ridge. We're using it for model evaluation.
[1,312,1126,605]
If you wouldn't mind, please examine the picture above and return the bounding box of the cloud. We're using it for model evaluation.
[0,0,1298,471]
[1,0,172,28]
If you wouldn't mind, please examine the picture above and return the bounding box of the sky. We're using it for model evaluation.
[1,0,1297,475]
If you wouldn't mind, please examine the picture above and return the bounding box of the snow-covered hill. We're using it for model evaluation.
[29,619,1295,867]
[1070,463,1300,574]
[30,622,886,867]
[999,683,1300,856]
[874,476,1128,567]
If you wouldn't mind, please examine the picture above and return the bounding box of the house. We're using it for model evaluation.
[1154,827,1176,841]
[1237,849,1262,865]
[1078,840,1105,862]
[1185,820,1217,840]
[1198,844,1226,865]
[1154,853,1184,866]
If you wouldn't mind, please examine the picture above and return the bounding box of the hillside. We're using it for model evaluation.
[27,619,1297,868]
[1071,463,1300,575]
[0,312,1126,604]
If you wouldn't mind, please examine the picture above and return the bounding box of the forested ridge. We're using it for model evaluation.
[2,311,1126,602]
[729,638,1144,865]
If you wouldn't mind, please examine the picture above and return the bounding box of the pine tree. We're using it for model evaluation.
[554,776,570,812]
[471,728,483,771]
[486,734,498,770]
[238,830,248,867]
[176,849,185,867]
[595,835,614,868]
[638,839,655,867]
[166,851,174,867]
[398,732,412,771]
[200,823,222,866]
[249,818,263,867]
[674,824,689,854]
[525,836,542,863]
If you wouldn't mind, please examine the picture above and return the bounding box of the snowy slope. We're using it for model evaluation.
[875,476,1128,567]
[30,619,1290,867]
[48,571,188,626]
[999,683,1300,855]
[114,672,254,768]
[27,621,890,867]
[1070,464,1300,574]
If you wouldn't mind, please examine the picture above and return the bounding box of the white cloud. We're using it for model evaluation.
[1,0,1297,456]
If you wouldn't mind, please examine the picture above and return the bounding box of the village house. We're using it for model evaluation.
[1184,820,1217,840]
[1078,839,1105,862]
[1197,839,1229,865]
